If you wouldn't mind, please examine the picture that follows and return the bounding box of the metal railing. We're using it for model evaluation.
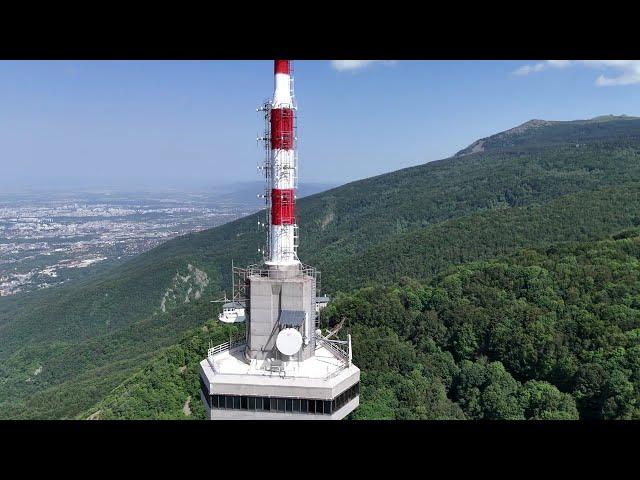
[237,262,319,281]
[205,337,351,381]
[207,339,246,359]
[315,333,352,366]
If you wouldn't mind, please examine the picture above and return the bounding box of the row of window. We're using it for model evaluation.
[200,378,359,416]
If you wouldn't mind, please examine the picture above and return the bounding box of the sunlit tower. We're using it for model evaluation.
[199,60,360,419]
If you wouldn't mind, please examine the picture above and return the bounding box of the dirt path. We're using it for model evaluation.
[87,410,102,420]
[183,396,192,416]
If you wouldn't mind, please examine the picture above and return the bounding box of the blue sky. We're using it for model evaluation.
[0,60,638,190]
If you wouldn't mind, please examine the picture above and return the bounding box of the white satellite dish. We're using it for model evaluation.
[276,328,303,356]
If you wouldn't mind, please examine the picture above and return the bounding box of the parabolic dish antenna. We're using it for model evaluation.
[276,328,303,356]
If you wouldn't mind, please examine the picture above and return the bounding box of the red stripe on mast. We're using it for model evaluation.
[271,188,295,225]
[274,60,290,75]
[270,108,294,150]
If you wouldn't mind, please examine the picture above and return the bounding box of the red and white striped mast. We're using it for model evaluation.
[259,60,299,267]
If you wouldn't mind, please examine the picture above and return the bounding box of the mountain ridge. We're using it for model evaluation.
[455,115,640,157]
[2,116,640,419]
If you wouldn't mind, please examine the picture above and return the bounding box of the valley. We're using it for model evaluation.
[1,116,640,420]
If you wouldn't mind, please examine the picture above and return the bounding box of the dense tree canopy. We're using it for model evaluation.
[2,117,640,419]
[322,233,640,419]
[85,232,640,420]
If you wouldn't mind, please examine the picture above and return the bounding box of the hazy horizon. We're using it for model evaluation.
[0,179,338,194]
[1,60,638,191]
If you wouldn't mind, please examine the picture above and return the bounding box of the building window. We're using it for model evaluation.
[331,382,360,413]
[205,383,359,416]
[199,377,208,397]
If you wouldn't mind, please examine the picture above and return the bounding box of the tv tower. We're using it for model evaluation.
[199,60,360,420]
[263,59,298,267]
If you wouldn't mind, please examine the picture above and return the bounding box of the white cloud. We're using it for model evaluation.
[513,60,571,76]
[330,60,396,72]
[513,60,640,86]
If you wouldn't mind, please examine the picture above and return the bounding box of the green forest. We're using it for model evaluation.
[334,231,640,419]
[87,231,640,420]
[2,115,640,419]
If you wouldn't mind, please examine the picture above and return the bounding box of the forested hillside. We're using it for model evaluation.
[86,230,640,420]
[1,116,640,419]
[329,182,640,291]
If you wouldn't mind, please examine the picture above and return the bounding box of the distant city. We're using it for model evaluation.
[0,190,249,296]
[0,183,332,297]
